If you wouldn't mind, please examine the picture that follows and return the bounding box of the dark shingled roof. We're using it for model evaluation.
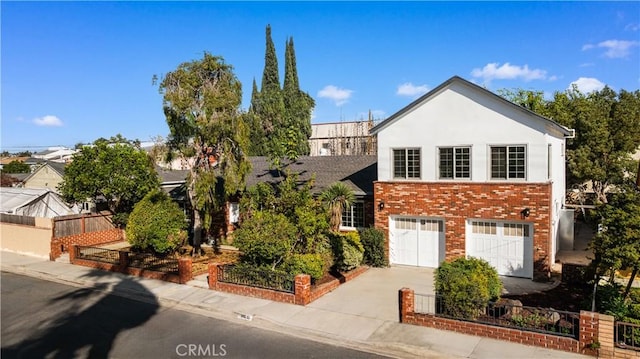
[246,155,377,196]
[156,167,189,184]
[46,161,67,176]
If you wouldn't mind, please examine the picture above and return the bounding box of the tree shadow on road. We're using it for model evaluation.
[1,270,159,359]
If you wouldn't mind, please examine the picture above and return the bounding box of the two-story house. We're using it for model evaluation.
[371,76,575,279]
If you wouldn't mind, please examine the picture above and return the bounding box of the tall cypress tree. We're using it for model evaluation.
[246,78,266,156]
[283,37,314,156]
[257,25,286,165]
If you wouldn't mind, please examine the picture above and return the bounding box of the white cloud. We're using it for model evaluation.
[582,39,639,58]
[317,85,353,106]
[396,82,429,97]
[625,23,639,32]
[569,77,605,93]
[470,62,548,83]
[32,115,63,127]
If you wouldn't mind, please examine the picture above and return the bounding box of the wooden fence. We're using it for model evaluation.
[53,214,115,238]
[1,213,36,226]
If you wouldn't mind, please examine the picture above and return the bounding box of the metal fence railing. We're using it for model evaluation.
[413,293,580,339]
[75,246,120,264]
[127,252,179,274]
[616,320,640,351]
[217,264,294,293]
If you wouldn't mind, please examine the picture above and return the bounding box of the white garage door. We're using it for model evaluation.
[466,220,533,278]
[389,217,444,267]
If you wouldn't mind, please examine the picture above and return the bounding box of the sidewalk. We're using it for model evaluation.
[1,251,590,359]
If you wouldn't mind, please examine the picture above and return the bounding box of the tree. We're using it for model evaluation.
[245,79,267,156]
[1,160,30,174]
[590,183,640,299]
[126,190,188,254]
[159,52,251,251]
[58,135,159,216]
[550,87,640,203]
[320,182,355,232]
[283,37,315,157]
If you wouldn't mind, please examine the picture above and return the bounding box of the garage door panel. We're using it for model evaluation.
[390,217,444,268]
[467,220,533,278]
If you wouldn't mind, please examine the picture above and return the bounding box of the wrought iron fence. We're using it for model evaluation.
[616,320,640,351]
[413,293,580,339]
[217,264,294,293]
[76,246,120,264]
[127,252,179,274]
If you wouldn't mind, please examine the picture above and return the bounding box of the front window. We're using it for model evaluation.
[439,147,470,179]
[393,148,421,179]
[342,201,365,228]
[491,145,526,179]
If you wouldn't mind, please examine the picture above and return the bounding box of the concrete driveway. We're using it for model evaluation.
[308,266,435,322]
[308,265,559,323]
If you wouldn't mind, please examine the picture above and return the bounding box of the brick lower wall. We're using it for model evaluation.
[208,263,369,306]
[51,228,124,260]
[399,287,610,357]
[69,246,191,284]
[375,181,552,279]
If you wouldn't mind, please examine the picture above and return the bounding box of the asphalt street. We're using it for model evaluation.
[1,272,387,359]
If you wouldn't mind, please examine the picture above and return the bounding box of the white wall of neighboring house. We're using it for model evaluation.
[32,147,77,163]
[309,121,376,156]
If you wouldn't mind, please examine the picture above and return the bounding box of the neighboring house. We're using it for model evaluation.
[371,76,575,280]
[310,120,377,156]
[245,155,377,230]
[32,146,77,163]
[22,161,66,192]
[0,187,78,218]
[157,166,190,212]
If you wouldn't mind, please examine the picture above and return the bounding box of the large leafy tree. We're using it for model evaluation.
[58,135,159,215]
[159,52,251,251]
[591,182,640,299]
[1,160,30,174]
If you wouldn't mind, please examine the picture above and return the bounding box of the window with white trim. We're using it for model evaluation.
[490,145,526,179]
[504,223,530,237]
[471,221,497,235]
[341,201,365,228]
[393,148,421,179]
[228,202,240,224]
[439,147,471,179]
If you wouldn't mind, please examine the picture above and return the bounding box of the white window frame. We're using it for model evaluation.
[392,148,421,179]
[438,146,471,179]
[490,145,527,180]
[341,201,365,230]
[228,202,240,224]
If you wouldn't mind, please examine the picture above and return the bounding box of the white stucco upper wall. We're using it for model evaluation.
[376,80,569,184]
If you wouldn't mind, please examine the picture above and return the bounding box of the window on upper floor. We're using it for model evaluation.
[490,145,526,179]
[341,201,365,229]
[393,148,421,179]
[439,147,471,179]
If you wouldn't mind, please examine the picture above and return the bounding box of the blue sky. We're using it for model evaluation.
[2,1,639,152]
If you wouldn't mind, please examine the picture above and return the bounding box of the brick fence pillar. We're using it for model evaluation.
[208,263,219,290]
[118,250,129,273]
[69,244,77,263]
[399,287,415,323]
[579,310,600,356]
[178,257,193,284]
[294,274,311,306]
[596,313,615,359]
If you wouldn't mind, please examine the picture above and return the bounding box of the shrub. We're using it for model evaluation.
[330,231,364,272]
[435,257,502,320]
[233,210,297,269]
[359,227,388,267]
[126,191,187,254]
[284,253,326,281]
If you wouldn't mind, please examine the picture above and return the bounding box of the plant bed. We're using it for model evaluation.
[502,281,591,313]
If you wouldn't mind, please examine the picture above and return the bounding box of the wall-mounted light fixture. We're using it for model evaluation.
[520,207,531,219]
[378,201,385,211]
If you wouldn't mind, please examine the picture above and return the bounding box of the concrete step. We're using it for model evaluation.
[55,253,70,264]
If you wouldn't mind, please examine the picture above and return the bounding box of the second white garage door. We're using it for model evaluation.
[389,217,445,267]
[466,220,533,278]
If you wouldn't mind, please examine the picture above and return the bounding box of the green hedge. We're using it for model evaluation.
[359,227,388,267]
[330,231,364,272]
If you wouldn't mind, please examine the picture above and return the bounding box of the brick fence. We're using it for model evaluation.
[51,228,124,260]
[398,287,621,357]
[70,245,193,284]
[208,263,369,306]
